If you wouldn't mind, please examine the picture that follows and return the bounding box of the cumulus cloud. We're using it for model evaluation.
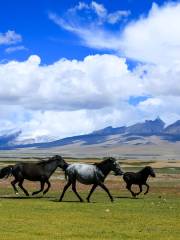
[121,2,180,64]
[0,54,142,111]
[0,54,144,139]
[134,61,180,97]
[0,30,22,45]
[1,53,180,139]
[2,2,180,140]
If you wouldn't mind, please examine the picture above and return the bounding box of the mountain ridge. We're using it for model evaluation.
[1,117,180,150]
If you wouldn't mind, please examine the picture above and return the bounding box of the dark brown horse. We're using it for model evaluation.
[0,155,67,196]
[123,166,156,197]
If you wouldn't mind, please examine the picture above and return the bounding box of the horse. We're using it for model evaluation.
[123,166,156,197]
[0,155,67,196]
[59,157,124,202]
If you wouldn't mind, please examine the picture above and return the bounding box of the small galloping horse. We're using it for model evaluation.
[0,155,67,196]
[123,166,156,197]
[59,157,123,202]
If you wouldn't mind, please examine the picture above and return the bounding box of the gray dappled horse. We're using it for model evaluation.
[59,157,123,202]
[0,155,67,196]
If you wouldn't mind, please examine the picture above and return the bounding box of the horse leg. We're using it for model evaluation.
[18,179,29,196]
[126,184,136,197]
[136,185,142,196]
[59,180,72,202]
[98,182,114,202]
[72,181,83,202]
[32,181,45,195]
[144,183,149,195]
[11,179,19,194]
[43,180,51,195]
[86,184,98,202]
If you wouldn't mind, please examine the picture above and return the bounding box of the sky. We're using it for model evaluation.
[0,0,180,141]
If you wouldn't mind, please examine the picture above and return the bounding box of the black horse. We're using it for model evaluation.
[0,155,67,196]
[59,157,123,202]
[123,166,156,197]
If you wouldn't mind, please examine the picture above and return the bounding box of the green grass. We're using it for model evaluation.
[0,159,179,240]
[0,186,179,240]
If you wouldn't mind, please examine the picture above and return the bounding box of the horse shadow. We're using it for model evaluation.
[114,195,143,200]
[51,199,85,203]
[0,195,53,200]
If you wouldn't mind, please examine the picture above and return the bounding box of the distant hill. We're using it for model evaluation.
[163,120,180,141]
[126,117,165,135]
[1,117,180,150]
[164,120,180,135]
[0,130,21,149]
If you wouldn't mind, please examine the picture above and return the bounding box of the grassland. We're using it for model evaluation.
[0,158,179,240]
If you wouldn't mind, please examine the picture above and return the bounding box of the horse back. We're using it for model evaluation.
[66,164,103,184]
[13,162,46,181]
[123,172,144,185]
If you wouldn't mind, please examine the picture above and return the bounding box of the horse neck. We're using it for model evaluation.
[96,162,111,179]
[139,168,149,181]
[43,160,59,175]
[61,162,69,171]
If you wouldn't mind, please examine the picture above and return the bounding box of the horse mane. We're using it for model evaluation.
[138,166,150,174]
[37,158,55,166]
[94,158,113,167]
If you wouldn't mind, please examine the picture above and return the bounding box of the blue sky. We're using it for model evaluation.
[0,0,180,141]
[0,0,171,63]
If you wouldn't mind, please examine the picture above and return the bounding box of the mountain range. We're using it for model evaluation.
[1,117,180,150]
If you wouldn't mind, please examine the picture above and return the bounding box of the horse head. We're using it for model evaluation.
[107,157,124,176]
[51,155,68,170]
[146,166,156,177]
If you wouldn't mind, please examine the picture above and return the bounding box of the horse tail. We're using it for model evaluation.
[123,173,130,182]
[0,166,13,179]
[65,170,68,181]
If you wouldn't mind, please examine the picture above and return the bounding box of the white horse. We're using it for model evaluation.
[59,157,123,202]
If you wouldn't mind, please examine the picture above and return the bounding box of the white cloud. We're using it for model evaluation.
[1,53,180,139]
[66,1,130,25]
[121,2,180,64]
[0,54,142,111]
[107,10,130,24]
[49,2,180,65]
[2,2,180,139]
[48,0,130,51]
[0,54,144,139]
[134,61,180,97]
[0,30,22,45]
[5,45,27,54]
[49,12,122,50]
[49,1,130,50]
[91,1,107,19]
[0,104,142,141]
